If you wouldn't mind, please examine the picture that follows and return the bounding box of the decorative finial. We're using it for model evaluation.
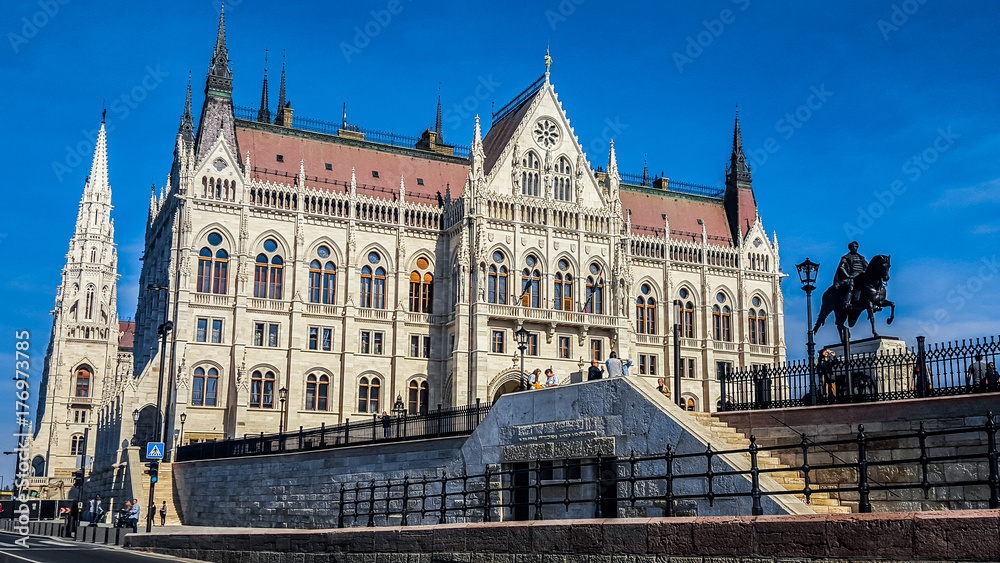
[101,103,106,124]
[544,45,552,83]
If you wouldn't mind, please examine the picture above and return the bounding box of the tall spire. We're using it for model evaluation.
[728,108,751,184]
[87,120,110,200]
[75,118,114,241]
[257,50,271,124]
[434,83,443,144]
[641,155,649,187]
[206,3,232,93]
[179,72,194,144]
[274,53,289,126]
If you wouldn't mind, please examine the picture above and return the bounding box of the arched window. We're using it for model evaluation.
[488,251,508,304]
[683,301,695,338]
[636,284,656,334]
[361,252,386,309]
[250,370,275,408]
[713,293,732,341]
[75,366,91,397]
[70,434,85,455]
[585,264,604,314]
[409,257,433,313]
[308,246,337,304]
[192,366,219,406]
[520,256,541,308]
[84,285,95,320]
[306,374,330,411]
[197,233,229,294]
[554,156,573,202]
[521,151,540,197]
[749,299,768,345]
[408,379,429,415]
[686,398,696,412]
[253,239,284,299]
[358,376,381,413]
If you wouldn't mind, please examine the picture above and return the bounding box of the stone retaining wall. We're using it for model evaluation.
[125,510,1000,562]
[717,393,1000,511]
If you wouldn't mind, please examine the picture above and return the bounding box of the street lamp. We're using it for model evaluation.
[278,387,288,434]
[796,258,821,405]
[392,394,406,438]
[672,300,683,408]
[178,412,187,449]
[514,327,530,391]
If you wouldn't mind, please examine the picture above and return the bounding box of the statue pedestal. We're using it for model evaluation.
[821,336,907,358]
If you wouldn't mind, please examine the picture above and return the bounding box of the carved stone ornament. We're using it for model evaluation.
[488,232,494,242]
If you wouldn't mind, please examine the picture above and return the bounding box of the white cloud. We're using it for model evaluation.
[931,178,1000,208]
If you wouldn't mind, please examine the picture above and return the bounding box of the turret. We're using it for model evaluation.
[724,110,758,244]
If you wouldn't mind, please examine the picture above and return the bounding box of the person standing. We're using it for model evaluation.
[621,357,633,377]
[159,501,167,526]
[381,412,391,437]
[605,351,625,378]
[967,354,988,392]
[89,494,104,525]
[985,362,999,392]
[128,498,140,533]
[587,360,604,381]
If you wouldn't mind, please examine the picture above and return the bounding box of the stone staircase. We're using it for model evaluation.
[688,412,851,514]
[152,462,182,526]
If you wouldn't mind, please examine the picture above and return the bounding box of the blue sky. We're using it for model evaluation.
[1,1,997,482]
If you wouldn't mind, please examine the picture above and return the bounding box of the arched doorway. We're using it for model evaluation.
[132,405,158,449]
[492,379,522,403]
[31,455,45,477]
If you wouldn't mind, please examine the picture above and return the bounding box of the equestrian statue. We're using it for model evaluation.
[814,241,895,352]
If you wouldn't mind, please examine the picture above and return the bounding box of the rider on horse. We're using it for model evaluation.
[835,241,868,310]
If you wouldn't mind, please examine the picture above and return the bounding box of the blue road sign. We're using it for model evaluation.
[146,442,165,459]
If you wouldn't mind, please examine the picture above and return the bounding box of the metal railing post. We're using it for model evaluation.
[719,370,727,411]
[534,459,543,521]
[594,453,603,518]
[337,484,345,528]
[345,418,350,445]
[857,425,871,513]
[367,479,376,527]
[401,476,409,526]
[439,471,448,524]
[483,466,491,523]
[749,436,762,516]
[664,446,674,517]
[986,411,999,509]
[916,336,929,398]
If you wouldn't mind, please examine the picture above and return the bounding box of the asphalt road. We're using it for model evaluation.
[0,532,194,563]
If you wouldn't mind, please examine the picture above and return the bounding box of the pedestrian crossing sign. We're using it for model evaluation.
[146,442,165,459]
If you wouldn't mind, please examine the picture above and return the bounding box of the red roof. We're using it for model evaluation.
[236,125,469,206]
[118,321,135,350]
[621,189,733,245]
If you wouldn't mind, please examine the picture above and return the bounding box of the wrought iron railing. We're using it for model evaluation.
[593,166,725,199]
[175,400,491,462]
[721,335,1000,411]
[492,74,545,124]
[333,412,999,527]
[234,106,471,158]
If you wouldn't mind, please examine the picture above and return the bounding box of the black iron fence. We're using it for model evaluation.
[175,401,491,462]
[722,335,1000,411]
[334,412,999,527]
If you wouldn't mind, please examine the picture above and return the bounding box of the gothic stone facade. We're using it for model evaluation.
[36,10,785,480]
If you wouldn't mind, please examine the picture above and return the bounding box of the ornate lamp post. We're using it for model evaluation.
[392,394,406,438]
[178,412,187,449]
[796,258,820,405]
[514,327,530,391]
[278,388,288,434]
[131,408,140,445]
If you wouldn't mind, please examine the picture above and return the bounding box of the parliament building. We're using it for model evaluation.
[30,9,785,488]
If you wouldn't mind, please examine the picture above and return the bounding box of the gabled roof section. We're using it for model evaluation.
[482,74,545,176]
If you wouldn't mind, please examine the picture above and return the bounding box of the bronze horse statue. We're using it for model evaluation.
[814,254,895,342]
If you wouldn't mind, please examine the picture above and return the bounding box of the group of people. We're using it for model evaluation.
[587,351,633,380]
[527,368,558,389]
[110,499,168,531]
[816,348,999,397]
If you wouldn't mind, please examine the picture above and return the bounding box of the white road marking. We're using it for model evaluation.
[0,549,44,563]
